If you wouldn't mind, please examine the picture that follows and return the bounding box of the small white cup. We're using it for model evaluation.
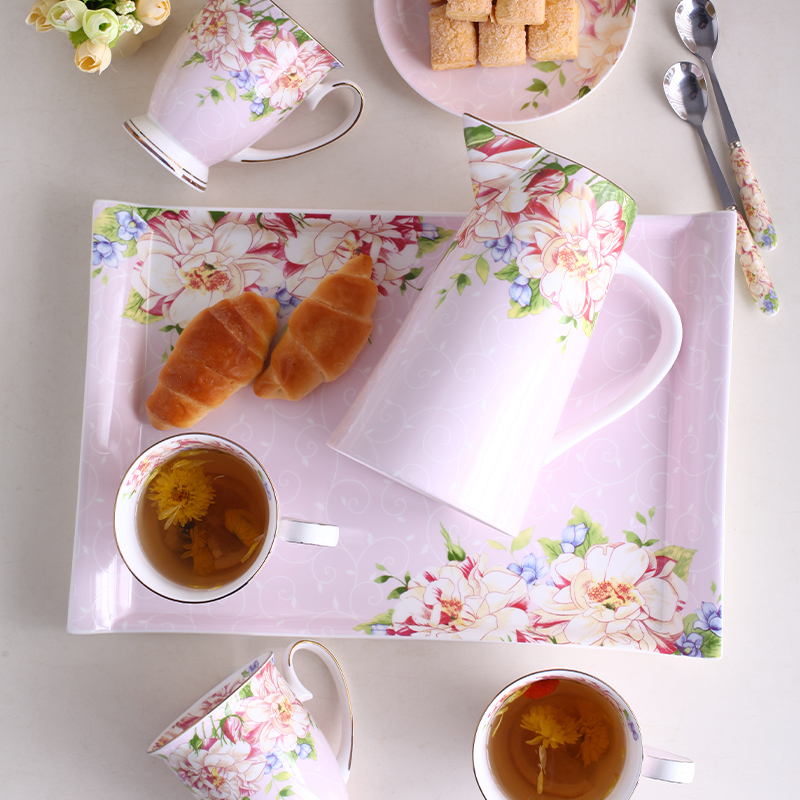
[473,669,694,800]
[114,433,338,603]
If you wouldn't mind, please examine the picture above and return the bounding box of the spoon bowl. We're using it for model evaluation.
[663,61,708,130]
[675,0,719,60]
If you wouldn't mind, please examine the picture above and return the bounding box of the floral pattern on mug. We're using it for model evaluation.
[356,506,721,658]
[183,1,339,120]
[91,205,454,351]
[443,122,636,340]
[157,659,320,800]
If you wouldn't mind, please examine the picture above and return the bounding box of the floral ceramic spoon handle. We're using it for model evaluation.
[734,210,779,315]
[730,144,777,251]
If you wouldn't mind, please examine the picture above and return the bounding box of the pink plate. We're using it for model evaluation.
[374,0,637,122]
[70,204,733,658]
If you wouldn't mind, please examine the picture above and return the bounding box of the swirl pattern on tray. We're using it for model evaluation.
[70,204,733,658]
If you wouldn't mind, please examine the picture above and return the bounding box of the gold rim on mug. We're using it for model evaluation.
[287,639,355,772]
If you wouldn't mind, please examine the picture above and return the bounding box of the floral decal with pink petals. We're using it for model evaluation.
[90,205,454,358]
[440,122,637,343]
[155,658,321,800]
[182,0,339,121]
[357,507,722,658]
[730,144,777,251]
[521,0,636,112]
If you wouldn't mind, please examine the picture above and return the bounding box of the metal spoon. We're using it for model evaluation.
[663,62,778,315]
[675,0,777,250]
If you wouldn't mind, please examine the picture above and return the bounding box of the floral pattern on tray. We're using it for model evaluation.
[70,203,735,659]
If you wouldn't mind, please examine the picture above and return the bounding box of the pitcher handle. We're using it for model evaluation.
[544,253,683,463]
[230,81,364,163]
[281,640,354,783]
[642,746,695,783]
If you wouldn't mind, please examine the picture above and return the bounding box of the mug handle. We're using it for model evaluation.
[279,518,339,547]
[642,746,695,783]
[281,640,354,783]
[544,252,683,463]
[229,81,364,163]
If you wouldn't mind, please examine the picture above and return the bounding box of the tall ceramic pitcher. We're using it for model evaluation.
[329,116,682,535]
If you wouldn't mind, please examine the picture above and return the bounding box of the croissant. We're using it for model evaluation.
[146,293,279,430]
[253,253,378,401]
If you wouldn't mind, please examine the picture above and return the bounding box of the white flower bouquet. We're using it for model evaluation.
[26,1,170,73]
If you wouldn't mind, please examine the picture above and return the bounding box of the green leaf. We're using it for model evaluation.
[563,164,582,176]
[624,530,643,547]
[635,511,647,525]
[189,732,202,754]
[476,255,490,284]
[511,527,534,553]
[375,563,386,571]
[239,683,254,700]
[494,262,520,282]
[648,506,656,519]
[92,266,103,279]
[441,524,466,561]
[578,85,591,99]
[508,300,531,319]
[181,52,205,68]
[225,81,237,101]
[622,196,638,239]
[387,586,408,600]
[294,29,312,45]
[559,70,566,87]
[278,788,294,797]
[487,539,507,551]
[526,79,548,94]
[539,537,562,563]
[555,335,567,343]
[456,273,471,294]
[464,124,497,150]
[374,575,391,584]
[210,88,223,104]
[69,28,89,47]
[121,288,160,325]
[567,507,607,558]
[655,545,697,582]
[417,237,442,256]
[274,771,292,782]
[711,581,718,596]
[136,207,166,222]
[209,210,227,224]
[699,630,722,658]
[353,610,394,634]
[534,61,560,73]
[642,539,659,547]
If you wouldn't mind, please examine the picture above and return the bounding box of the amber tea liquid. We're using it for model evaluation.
[136,448,269,589]
[488,679,625,800]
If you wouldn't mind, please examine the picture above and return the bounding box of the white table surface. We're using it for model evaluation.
[2,1,798,798]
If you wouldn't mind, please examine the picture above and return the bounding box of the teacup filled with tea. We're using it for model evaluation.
[114,433,338,603]
[473,670,694,800]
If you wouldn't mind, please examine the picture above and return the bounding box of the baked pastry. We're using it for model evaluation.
[446,0,492,22]
[495,0,545,26]
[146,293,279,430]
[479,12,527,67]
[527,0,580,61]
[253,253,378,401]
[430,4,478,70]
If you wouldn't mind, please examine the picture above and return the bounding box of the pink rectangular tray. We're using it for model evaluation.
[69,204,734,658]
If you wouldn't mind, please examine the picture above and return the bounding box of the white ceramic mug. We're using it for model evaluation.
[114,433,338,603]
[124,0,364,190]
[473,669,694,800]
[149,640,352,800]
[328,118,682,536]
